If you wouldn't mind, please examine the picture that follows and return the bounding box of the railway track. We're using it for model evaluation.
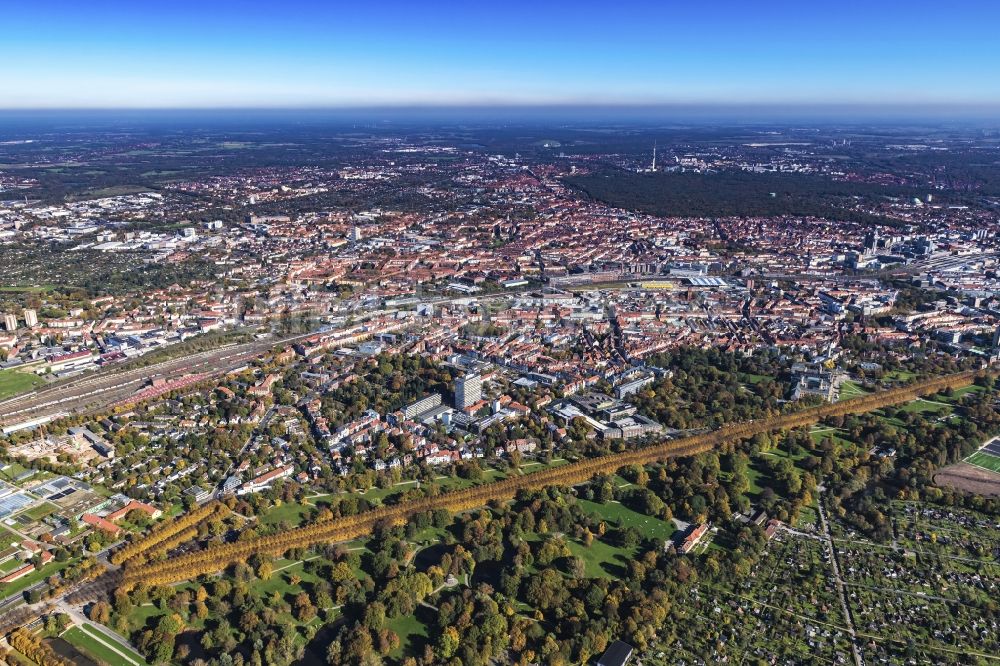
[0,332,316,426]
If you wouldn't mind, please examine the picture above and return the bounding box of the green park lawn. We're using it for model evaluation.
[942,384,986,401]
[387,611,432,660]
[126,603,170,632]
[565,534,636,579]
[258,501,314,528]
[744,461,770,499]
[897,398,952,415]
[883,369,917,382]
[809,427,857,450]
[63,625,149,666]
[255,560,324,600]
[0,559,71,598]
[0,369,44,401]
[80,624,150,665]
[837,380,869,401]
[761,441,812,463]
[499,499,675,579]
[577,499,676,542]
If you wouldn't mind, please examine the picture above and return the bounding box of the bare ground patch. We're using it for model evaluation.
[934,462,1000,496]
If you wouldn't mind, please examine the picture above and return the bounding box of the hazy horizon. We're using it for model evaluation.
[3,0,999,110]
[1,104,999,128]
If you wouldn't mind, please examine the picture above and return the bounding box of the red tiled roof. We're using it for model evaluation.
[83,513,122,536]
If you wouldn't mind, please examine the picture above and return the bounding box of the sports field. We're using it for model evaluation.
[966,450,1000,473]
[964,436,1000,474]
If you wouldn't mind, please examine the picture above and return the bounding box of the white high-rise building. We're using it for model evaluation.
[455,373,482,409]
[23,309,38,328]
[2,313,17,331]
[351,226,362,242]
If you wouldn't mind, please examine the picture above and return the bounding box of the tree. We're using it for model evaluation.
[364,601,387,631]
[437,626,460,660]
[88,600,112,624]
[257,560,273,581]
[294,592,316,622]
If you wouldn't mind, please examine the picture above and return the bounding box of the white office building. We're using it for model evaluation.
[455,373,483,409]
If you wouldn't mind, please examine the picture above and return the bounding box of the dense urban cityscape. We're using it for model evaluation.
[2,0,1000,663]
[0,117,997,666]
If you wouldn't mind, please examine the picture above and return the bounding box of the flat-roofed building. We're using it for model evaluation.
[455,373,482,409]
[403,394,442,420]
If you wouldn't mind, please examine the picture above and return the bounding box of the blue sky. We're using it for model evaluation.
[2,0,999,108]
